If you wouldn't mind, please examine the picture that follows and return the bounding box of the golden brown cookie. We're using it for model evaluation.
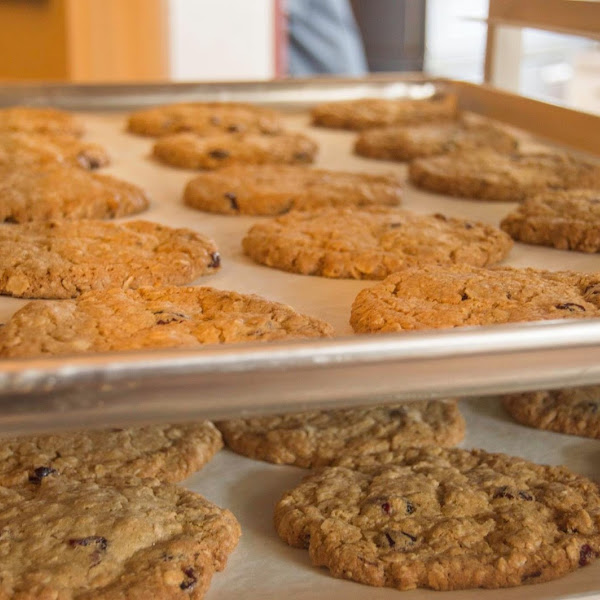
[183,165,402,215]
[0,106,84,137]
[0,286,334,358]
[409,150,600,202]
[311,93,458,130]
[355,120,518,162]
[0,476,240,599]
[0,220,220,299]
[275,446,600,590]
[216,399,464,468]
[127,101,283,137]
[242,207,512,279]
[0,162,149,223]
[503,387,600,439]
[0,131,109,169]
[0,421,223,487]
[500,189,600,252]
[350,263,600,333]
[153,132,317,170]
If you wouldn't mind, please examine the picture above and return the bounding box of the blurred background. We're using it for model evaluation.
[0,0,597,114]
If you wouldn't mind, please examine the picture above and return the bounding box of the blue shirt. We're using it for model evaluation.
[287,0,368,76]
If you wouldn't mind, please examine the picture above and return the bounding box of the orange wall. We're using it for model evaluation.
[65,0,169,82]
[0,0,70,80]
[0,0,169,82]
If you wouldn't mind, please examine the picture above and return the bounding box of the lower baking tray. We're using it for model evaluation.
[193,397,600,600]
[1,77,600,599]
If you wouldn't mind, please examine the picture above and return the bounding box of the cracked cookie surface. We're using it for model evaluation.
[184,165,402,215]
[355,120,517,161]
[409,150,600,202]
[243,207,512,279]
[0,476,240,599]
[0,163,149,223]
[153,132,317,170]
[0,421,223,486]
[0,220,220,298]
[500,189,600,252]
[503,387,600,439]
[0,286,333,357]
[216,399,464,468]
[274,446,600,590]
[350,263,600,333]
[127,101,283,137]
[311,93,458,130]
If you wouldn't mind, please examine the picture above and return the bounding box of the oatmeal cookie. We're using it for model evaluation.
[350,263,600,333]
[0,220,220,299]
[409,150,600,202]
[0,131,109,169]
[242,207,512,279]
[217,399,464,468]
[0,163,149,223]
[355,120,517,162]
[275,445,600,590]
[0,421,223,487]
[500,189,600,252]
[0,476,240,599]
[0,286,333,357]
[183,165,402,215]
[311,93,458,130]
[0,106,84,137]
[153,132,317,170]
[503,387,600,439]
[127,101,283,137]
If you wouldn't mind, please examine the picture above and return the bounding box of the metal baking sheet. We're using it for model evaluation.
[0,78,600,435]
[1,78,600,600]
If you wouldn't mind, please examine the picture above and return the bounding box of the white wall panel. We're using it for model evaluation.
[168,0,274,81]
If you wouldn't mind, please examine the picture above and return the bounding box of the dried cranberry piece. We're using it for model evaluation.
[77,152,101,170]
[555,303,586,312]
[29,466,57,484]
[494,486,534,501]
[180,567,197,591]
[154,310,189,325]
[209,251,221,269]
[209,149,230,160]
[224,192,239,210]
[584,284,600,297]
[518,491,534,501]
[523,569,542,580]
[293,151,311,162]
[493,486,514,500]
[579,544,595,566]
[381,502,391,514]
[380,530,417,548]
[68,536,108,551]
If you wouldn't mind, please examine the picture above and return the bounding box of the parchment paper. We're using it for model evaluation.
[1,109,599,598]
